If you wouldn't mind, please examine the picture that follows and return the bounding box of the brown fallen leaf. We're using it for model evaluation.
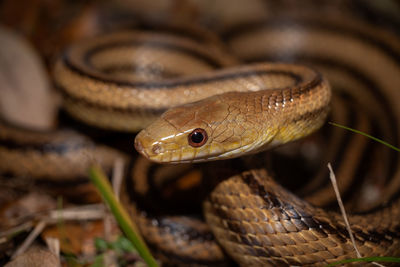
[41,220,119,256]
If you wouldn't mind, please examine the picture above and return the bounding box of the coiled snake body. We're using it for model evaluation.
[2,3,400,267]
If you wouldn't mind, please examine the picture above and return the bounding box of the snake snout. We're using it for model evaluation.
[134,138,144,154]
[134,133,164,160]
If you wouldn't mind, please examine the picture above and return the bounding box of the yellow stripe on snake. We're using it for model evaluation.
[2,3,400,267]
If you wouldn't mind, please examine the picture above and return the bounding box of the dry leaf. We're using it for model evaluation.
[41,220,119,256]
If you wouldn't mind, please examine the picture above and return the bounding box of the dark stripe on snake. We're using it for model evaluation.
[291,106,328,124]
[34,176,94,186]
[82,40,224,69]
[63,53,303,88]
[0,119,96,154]
[57,85,166,114]
[0,139,94,154]
[352,0,400,35]
[223,18,400,64]
[152,217,216,242]
[0,120,95,154]
[238,171,400,243]
[127,22,221,44]
[100,64,181,79]
[0,171,111,184]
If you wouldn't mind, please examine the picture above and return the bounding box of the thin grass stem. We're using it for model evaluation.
[329,122,400,152]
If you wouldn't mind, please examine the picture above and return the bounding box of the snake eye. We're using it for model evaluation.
[188,128,208,147]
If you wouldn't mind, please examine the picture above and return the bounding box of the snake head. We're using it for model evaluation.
[134,93,278,163]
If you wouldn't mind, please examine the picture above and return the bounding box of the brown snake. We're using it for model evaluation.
[1,2,400,267]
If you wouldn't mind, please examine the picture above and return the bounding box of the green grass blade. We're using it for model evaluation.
[329,122,400,152]
[89,165,159,267]
[325,256,400,266]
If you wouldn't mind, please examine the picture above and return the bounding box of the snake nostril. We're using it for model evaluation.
[152,144,163,155]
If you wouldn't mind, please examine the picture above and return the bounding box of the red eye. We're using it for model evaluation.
[188,128,208,147]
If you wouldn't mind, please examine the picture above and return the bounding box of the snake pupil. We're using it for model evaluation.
[191,132,204,143]
[188,128,208,147]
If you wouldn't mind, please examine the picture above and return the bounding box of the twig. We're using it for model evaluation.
[327,163,385,267]
[47,204,106,221]
[105,158,126,240]
[372,261,387,266]
[0,221,33,239]
[11,220,46,259]
[112,157,125,200]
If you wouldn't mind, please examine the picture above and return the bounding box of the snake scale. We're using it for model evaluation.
[1,1,400,266]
